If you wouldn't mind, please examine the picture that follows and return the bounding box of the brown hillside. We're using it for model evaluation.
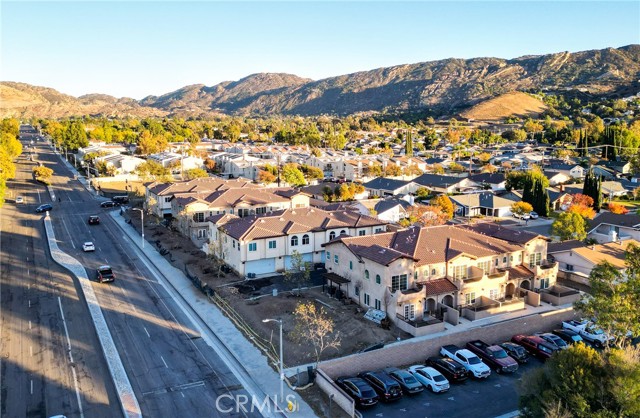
[460,91,547,121]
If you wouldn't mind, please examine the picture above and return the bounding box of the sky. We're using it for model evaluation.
[2,1,639,100]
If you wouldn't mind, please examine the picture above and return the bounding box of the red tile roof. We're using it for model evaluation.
[420,278,458,296]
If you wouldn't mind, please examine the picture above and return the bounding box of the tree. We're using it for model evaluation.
[575,244,640,346]
[203,157,216,172]
[430,195,454,219]
[183,168,208,180]
[551,212,587,241]
[284,250,312,295]
[33,166,54,184]
[415,187,430,200]
[430,163,445,174]
[567,203,596,220]
[257,169,276,184]
[293,302,341,365]
[384,163,402,177]
[511,201,533,218]
[405,129,413,156]
[281,163,306,186]
[207,229,229,279]
[571,193,594,207]
[519,343,640,418]
[135,160,170,178]
[583,169,602,212]
[300,164,324,180]
[406,205,449,226]
[607,202,629,214]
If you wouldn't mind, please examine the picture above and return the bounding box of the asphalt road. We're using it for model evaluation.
[360,359,542,418]
[1,127,119,418]
[3,127,260,418]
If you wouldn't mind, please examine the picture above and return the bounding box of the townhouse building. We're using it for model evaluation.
[208,207,388,277]
[323,223,557,336]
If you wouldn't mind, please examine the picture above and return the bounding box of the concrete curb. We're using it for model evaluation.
[43,213,141,418]
[110,211,317,417]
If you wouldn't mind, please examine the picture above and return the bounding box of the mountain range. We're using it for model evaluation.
[2,45,639,119]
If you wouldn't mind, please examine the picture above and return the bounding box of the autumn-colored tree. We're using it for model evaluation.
[430,163,445,174]
[481,164,498,174]
[407,205,449,226]
[33,165,54,184]
[449,162,464,172]
[567,204,596,220]
[552,212,587,241]
[430,195,454,219]
[257,170,276,184]
[203,158,216,172]
[293,301,341,365]
[511,201,533,218]
[281,163,306,186]
[571,193,594,207]
[384,162,402,177]
[476,152,492,164]
[402,165,423,176]
[607,202,629,214]
[183,168,208,180]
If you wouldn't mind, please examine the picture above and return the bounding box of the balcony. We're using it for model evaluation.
[395,313,445,337]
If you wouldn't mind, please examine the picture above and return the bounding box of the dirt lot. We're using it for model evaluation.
[92,179,146,197]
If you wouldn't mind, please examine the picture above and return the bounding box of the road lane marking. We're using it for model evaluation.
[27,269,29,277]
[58,297,85,418]
[30,346,33,357]
[30,380,33,394]
[160,356,168,368]
[28,300,31,308]
[143,327,150,338]
[29,320,32,330]
[60,218,75,249]
[181,392,185,398]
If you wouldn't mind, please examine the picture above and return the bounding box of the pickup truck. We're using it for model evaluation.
[562,320,613,348]
[466,340,519,373]
[440,345,491,378]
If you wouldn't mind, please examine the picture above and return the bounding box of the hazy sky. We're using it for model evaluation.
[2,1,639,99]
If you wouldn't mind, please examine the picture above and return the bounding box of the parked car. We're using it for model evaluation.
[511,335,558,360]
[562,320,613,348]
[96,265,115,283]
[384,368,424,395]
[536,333,569,350]
[82,242,95,252]
[513,212,531,220]
[407,365,449,393]
[100,201,116,208]
[528,211,539,219]
[36,203,53,213]
[15,196,24,204]
[552,329,584,345]
[335,377,379,408]
[439,345,491,378]
[499,342,529,364]
[357,371,403,402]
[88,216,100,225]
[425,357,469,382]
[466,340,519,373]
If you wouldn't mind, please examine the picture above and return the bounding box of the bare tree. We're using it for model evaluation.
[293,301,341,365]
[284,250,312,295]
[382,288,393,315]
[354,278,363,305]
[207,227,229,279]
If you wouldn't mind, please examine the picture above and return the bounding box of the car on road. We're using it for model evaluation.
[335,377,379,408]
[15,196,24,204]
[529,211,539,219]
[82,242,95,252]
[552,329,584,345]
[100,200,117,208]
[358,371,403,402]
[499,342,529,363]
[96,265,115,283]
[407,365,450,393]
[425,357,469,383]
[36,203,53,213]
[88,215,100,225]
[384,368,424,395]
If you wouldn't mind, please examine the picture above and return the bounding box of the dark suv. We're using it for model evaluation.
[425,357,468,383]
[100,201,116,208]
[499,342,529,363]
[357,371,403,402]
[88,216,100,225]
[335,377,378,408]
[512,335,558,360]
[36,203,53,213]
[552,329,584,345]
[96,266,115,283]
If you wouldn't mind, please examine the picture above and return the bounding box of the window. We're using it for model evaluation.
[566,264,574,271]
[364,293,370,306]
[329,231,336,240]
[489,289,499,300]
[358,230,366,236]
[233,241,236,248]
[302,234,309,245]
[391,274,408,292]
[340,230,346,236]
[193,212,205,222]
[540,277,550,289]
[349,261,353,270]
[424,270,429,277]
[465,292,476,305]
[503,256,507,264]
[238,244,240,252]
[375,274,381,284]
[326,251,330,260]
[375,228,383,233]
[510,255,514,262]
[334,255,339,264]
[403,304,415,320]
[374,299,381,310]
[164,197,172,203]
[268,240,277,249]
[431,268,436,276]
[355,287,360,296]
[365,270,370,280]
[518,253,522,262]
[291,236,298,246]
[529,253,542,268]
[453,265,468,280]
[495,258,499,266]
[248,243,257,252]
[477,261,491,274]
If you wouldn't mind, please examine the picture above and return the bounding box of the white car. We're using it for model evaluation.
[407,365,450,393]
[15,196,24,204]
[529,211,539,219]
[82,242,95,252]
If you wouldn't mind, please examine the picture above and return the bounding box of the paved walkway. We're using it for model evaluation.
[43,213,141,418]
[110,211,316,417]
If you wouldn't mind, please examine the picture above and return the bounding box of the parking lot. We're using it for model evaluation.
[360,359,543,418]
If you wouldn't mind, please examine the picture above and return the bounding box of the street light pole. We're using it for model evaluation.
[263,318,284,403]
[133,208,145,248]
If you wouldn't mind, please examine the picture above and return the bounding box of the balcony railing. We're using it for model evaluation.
[396,313,442,328]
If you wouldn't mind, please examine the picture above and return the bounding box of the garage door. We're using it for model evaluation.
[284,252,313,270]
[245,258,276,276]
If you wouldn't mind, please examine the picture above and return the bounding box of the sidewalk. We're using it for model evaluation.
[110,211,317,417]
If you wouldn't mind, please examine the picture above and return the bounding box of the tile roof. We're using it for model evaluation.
[419,278,458,296]
[468,173,506,184]
[331,225,522,267]
[588,212,640,231]
[450,192,514,209]
[413,173,469,188]
[363,177,411,191]
[501,265,535,280]
[148,177,257,195]
[547,240,585,253]
[570,240,640,269]
[461,223,542,244]
[219,207,387,241]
